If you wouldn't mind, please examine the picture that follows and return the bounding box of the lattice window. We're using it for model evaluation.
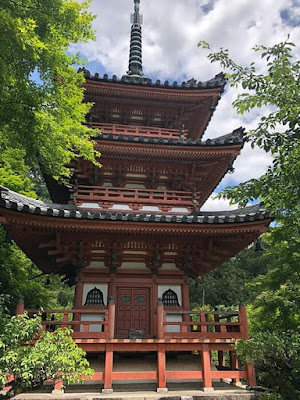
[85,287,104,306]
[162,289,179,307]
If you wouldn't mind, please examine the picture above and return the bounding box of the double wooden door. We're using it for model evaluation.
[116,287,150,338]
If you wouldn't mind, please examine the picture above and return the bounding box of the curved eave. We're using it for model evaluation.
[93,127,245,148]
[0,188,271,233]
[0,188,271,280]
[81,69,226,93]
[95,139,243,161]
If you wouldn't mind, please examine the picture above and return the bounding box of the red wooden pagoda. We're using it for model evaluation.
[0,0,271,394]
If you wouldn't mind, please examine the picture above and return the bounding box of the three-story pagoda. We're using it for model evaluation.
[0,0,270,394]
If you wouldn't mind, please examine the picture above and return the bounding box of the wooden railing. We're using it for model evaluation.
[157,301,249,340]
[72,185,198,212]
[18,299,248,341]
[21,300,116,340]
[89,123,184,140]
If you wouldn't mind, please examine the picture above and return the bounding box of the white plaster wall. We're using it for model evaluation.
[81,313,105,332]
[82,283,108,306]
[79,203,100,208]
[86,261,107,269]
[120,262,148,270]
[125,183,146,189]
[165,314,182,333]
[158,284,182,306]
[160,263,179,271]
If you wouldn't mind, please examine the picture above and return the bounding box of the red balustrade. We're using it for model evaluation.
[72,185,198,212]
[157,303,249,340]
[90,123,184,140]
[24,307,114,339]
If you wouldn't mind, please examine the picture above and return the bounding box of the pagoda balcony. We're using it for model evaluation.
[18,303,256,392]
[71,185,199,213]
[23,305,248,341]
[90,123,184,140]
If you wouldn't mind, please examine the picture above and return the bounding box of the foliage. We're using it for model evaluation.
[198,37,300,229]
[247,232,300,333]
[199,38,300,398]
[0,314,94,397]
[0,0,99,191]
[189,242,271,308]
[0,0,93,316]
[0,226,74,315]
[236,331,300,399]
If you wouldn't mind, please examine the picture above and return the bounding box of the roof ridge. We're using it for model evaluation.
[0,186,270,223]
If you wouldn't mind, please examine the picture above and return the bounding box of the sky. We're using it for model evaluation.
[72,0,300,212]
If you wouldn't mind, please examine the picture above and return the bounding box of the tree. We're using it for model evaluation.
[0,227,74,315]
[0,0,96,314]
[189,243,272,308]
[0,0,99,194]
[0,313,94,397]
[198,37,299,230]
[198,38,300,398]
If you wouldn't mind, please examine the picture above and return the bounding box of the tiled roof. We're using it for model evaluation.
[0,186,269,224]
[93,128,245,147]
[80,68,226,91]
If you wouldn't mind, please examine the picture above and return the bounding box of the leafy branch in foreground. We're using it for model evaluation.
[0,0,99,195]
[0,314,94,397]
[199,37,300,399]
[198,37,300,227]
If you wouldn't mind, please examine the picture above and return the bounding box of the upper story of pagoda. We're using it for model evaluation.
[45,0,241,214]
[80,0,226,142]
[81,70,225,141]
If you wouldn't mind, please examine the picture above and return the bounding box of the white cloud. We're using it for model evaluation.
[201,193,238,212]
[73,0,299,211]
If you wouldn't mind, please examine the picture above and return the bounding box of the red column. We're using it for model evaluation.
[157,344,167,392]
[157,298,164,339]
[239,304,256,387]
[246,363,257,387]
[218,351,225,368]
[74,280,84,308]
[73,280,83,332]
[103,344,114,393]
[108,297,115,339]
[52,378,63,394]
[181,280,190,333]
[15,298,24,315]
[202,344,214,392]
[230,351,240,384]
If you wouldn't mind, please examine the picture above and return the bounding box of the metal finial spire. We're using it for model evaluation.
[127,0,143,77]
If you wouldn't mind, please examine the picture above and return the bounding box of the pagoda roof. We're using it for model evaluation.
[0,186,269,225]
[93,127,245,147]
[80,69,226,92]
[82,71,226,141]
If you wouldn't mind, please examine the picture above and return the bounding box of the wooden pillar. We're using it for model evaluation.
[103,344,113,393]
[239,303,249,338]
[202,344,214,392]
[74,280,84,308]
[230,351,240,384]
[157,298,164,339]
[152,281,158,336]
[239,304,256,387]
[15,298,24,315]
[157,344,167,392]
[73,280,83,332]
[218,351,225,368]
[52,378,63,395]
[108,296,115,339]
[181,279,190,333]
[246,363,256,387]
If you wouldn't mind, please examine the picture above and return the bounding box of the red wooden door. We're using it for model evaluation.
[116,287,150,338]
